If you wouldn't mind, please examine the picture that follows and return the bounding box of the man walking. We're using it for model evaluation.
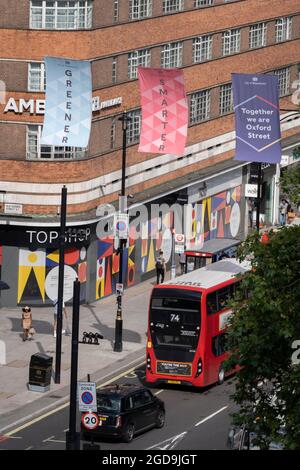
[155,250,166,284]
[279,199,288,226]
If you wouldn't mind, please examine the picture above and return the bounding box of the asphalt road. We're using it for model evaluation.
[0,360,236,451]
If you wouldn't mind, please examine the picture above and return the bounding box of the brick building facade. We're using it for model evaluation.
[0,0,299,306]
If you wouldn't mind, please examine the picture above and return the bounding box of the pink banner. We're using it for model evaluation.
[138,67,188,156]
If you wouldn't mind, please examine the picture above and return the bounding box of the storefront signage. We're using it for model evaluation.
[0,223,95,248]
[3,96,122,115]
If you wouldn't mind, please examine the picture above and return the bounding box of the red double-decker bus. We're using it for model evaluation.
[146,259,250,388]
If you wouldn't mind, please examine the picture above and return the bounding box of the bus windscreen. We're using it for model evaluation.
[150,289,201,351]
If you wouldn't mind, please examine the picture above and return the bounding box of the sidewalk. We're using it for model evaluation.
[0,275,159,432]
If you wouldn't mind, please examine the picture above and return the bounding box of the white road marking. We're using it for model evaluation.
[195,406,228,427]
[43,435,55,443]
[47,438,65,444]
[147,405,229,450]
[154,390,164,396]
[147,432,187,450]
[63,428,69,432]
[3,357,145,437]
[25,446,34,450]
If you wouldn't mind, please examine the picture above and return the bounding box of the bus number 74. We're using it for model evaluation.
[170,314,180,322]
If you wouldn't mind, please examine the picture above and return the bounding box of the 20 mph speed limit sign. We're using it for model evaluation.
[82,412,99,430]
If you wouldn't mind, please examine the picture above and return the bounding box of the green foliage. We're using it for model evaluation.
[225,226,300,449]
[280,163,300,206]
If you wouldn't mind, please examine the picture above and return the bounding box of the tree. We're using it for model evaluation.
[280,162,300,207]
[225,226,300,449]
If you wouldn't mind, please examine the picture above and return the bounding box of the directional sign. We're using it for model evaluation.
[81,412,99,430]
[78,382,97,412]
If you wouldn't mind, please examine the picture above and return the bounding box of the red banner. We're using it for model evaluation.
[138,67,188,156]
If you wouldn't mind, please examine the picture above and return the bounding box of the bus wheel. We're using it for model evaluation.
[217,367,225,385]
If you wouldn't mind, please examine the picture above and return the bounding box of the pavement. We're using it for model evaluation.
[0,273,162,434]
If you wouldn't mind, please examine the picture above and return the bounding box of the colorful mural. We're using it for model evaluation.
[188,185,242,247]
[95,185,243,300]
[13,184,243,305]
[17,246,87,304]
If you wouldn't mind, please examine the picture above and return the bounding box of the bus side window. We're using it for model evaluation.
[212,333,228,356]
[207,292,217,315]
[217,286,231,310]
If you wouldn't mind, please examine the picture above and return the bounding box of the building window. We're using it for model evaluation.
[163,0,184,13]
[220,83,233,115]
[126,110,141,144]
[111,118,117,149]
[274,67,290,97]
[249,23,267,49]
[114,0,119,22]
[222,29,241,56]
[27,125,86,159]
[128,49,151,79]
[30,1,93,29]
[275,17,292,43]
[194,0,213,6]
[112,57,117,83]
[193,35,212,63]
[161,42,183,68]
[190,89,211,124]
[129,0,152,20]
[28,63,46,92]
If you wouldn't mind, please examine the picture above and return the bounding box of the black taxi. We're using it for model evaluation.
[81,383,165,443]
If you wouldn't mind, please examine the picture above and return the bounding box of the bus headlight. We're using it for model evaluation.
[195,358,203,377]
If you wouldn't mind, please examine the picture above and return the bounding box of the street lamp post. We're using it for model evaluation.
[55,185,67,384]
[114,112,131,353]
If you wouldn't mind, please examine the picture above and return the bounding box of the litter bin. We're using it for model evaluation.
[28,353,53,392]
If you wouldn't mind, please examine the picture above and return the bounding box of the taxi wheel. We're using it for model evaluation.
[123,423,135,443]
[155,409,165,428]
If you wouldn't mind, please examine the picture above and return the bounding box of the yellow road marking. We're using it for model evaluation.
[4,360,145,437]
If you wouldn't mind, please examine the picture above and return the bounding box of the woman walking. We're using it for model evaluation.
[22,306,33,341]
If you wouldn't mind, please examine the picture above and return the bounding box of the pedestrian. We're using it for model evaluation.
[155,250,166,284]
[248,199,255,228]
[53,299,68,337]
[22,306,33,341]
[179,252,186,275]
[279,199,288,226]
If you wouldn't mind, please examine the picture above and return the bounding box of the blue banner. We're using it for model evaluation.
[232,73,281,164]
[41,57,92,148]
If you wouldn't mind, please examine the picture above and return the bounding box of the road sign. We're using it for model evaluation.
[81,412,99,430]
[116,283,124,296]
[175,233,185,254]
[175,234,185,243]
[78,382,97,412]
[114,213,129,239]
